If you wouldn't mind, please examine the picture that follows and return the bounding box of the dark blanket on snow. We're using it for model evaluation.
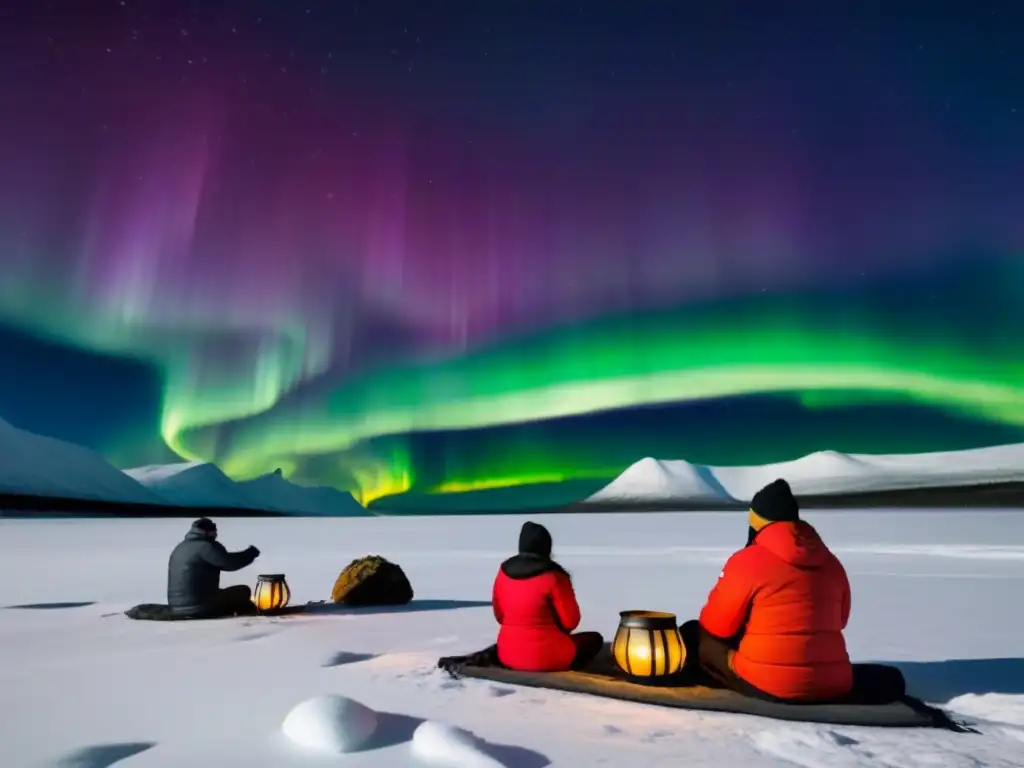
[124,602,310,621]
[438,644,973,732]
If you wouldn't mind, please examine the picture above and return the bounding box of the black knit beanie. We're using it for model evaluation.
[193,517,217,533]
[750,479,800,523]
[518,521,553,558]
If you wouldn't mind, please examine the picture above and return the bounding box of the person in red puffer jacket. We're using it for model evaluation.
[492,521,604,672]
[681,478,855,702]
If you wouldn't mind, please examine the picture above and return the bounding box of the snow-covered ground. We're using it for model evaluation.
[1,510,1023,767]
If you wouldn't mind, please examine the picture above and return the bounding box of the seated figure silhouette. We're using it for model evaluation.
[167,518,261,619]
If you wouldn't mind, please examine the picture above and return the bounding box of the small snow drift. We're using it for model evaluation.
[0,417,160,504]
[125,462,269,510]
[281,694,378,754]
[585,457,733,507]
[411,721,505,768]
[237,469,368,516]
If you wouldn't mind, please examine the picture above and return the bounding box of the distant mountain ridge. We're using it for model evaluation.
[0,417,161,504]
[585,443,1024,507]
[126,463,369,516]
[0,416,368,515]
[2,411,1023,514]
[236,468,368,516]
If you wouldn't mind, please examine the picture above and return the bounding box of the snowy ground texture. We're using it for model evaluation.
[2,510,1024,767]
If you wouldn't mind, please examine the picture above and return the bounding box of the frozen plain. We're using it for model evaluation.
[1,510,1023,767]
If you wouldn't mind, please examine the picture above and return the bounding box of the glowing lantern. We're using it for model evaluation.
[253,574,291,613]
[612,610,686,683]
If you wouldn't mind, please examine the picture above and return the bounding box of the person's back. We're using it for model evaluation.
[700,511,853,700]
[492,521,602,672]
[167,518,259,617]
[167,534,218,612]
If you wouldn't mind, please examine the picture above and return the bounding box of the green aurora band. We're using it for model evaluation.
[2,259,1021,507]
[166,262,1024,506]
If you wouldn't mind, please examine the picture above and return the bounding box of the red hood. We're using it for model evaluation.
[755,521,831,568]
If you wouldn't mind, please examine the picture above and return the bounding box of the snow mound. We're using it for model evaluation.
[410,721,505,768]
[281,694,378,754]
[0,417,160,504]
[585,457,731,505]
[947,693,1024,728]
[125,462,268,509]
[237,469,368,516]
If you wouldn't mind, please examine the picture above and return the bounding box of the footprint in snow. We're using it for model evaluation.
[234,630,277,643]
[829,732,859,747]
[643,729,674,742]
[487,685,516,698]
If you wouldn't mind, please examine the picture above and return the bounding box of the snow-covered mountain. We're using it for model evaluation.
[712,450,880,502]
[0,417,161,504]
[236,469,368,516]
[585,457,732,506]
[126,463,369,515]
[125,462,270,509]
[717,443,1024,503]
[4,407,1023,514]
[586,443,1024,506]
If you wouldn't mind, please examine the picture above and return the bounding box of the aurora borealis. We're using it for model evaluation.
[0,3,1022,509]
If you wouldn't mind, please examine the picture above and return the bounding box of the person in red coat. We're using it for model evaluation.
[492,521,604,672]
[680,479,855,702]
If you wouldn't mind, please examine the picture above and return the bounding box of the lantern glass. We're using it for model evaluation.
[253,574,291,613]
[612,610,685,681]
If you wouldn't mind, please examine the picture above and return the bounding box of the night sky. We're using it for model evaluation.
[0,2,1021,508]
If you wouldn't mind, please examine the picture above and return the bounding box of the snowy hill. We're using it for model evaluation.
[125,462,271,510]
[236,469,369,516]
[586,443,1024,507]
[716,443,1024,503]
[712,450,879,502]
[585,457,733,506]
[125,463,369,515]
[847,442,1024,490]
[0,417,162,504]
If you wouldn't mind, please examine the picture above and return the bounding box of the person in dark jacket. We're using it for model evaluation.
[167,518,261,618]
[492,521,603,672]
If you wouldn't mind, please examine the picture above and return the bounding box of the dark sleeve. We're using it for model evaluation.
[199,541,256,572]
